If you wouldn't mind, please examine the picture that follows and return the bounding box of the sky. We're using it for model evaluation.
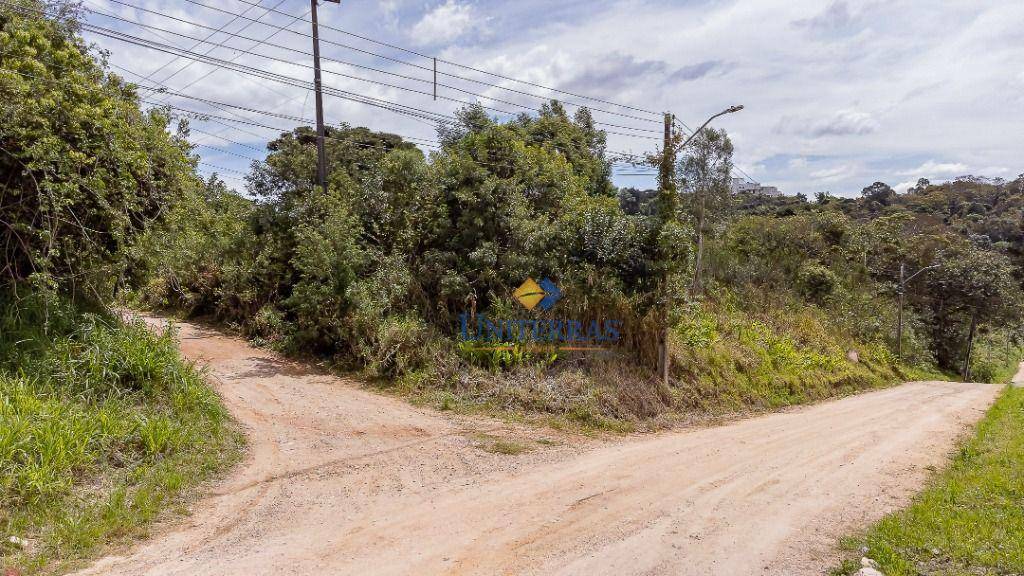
[81,0,1024,197]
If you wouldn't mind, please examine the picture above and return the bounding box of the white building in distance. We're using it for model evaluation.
[730,177,782,197]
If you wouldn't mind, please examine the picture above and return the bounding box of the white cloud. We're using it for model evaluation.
[81,0,1024,195]
[409,0,479,46]
[810,164,859,183]
[776,110,879,138]
[897,160,969,177]
[893,180,918,193]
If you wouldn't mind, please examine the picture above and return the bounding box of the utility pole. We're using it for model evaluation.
[895,261,939,361]
[652,105,744,386]
[963,310,978,381]
[310,0,339,195]
[656,112,677,385]
[897,262,905,360]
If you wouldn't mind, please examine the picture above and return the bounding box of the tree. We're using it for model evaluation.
[618,187,657,216]
[860,181,897,207]
[909,178,930,194]
[923,241,1020,376]
[677,127,734,294]
[0,2,196,298]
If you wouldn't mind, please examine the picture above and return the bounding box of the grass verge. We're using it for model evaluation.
[0,294,242,574]
[834,384,1024,575]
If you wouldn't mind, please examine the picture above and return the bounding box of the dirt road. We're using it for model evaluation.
[1013,361,1024,387]
[74,317,1000,576]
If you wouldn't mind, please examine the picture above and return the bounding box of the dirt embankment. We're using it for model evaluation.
[73,317,1000,576]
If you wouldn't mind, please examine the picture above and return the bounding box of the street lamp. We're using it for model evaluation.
[655,104,744,385]
[673,105,744,154]
[678,105,744,296]
[896,261,939,360]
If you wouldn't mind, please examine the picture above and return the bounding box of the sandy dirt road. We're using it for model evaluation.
[74,317,1000,576]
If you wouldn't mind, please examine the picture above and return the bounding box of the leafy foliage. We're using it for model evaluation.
[0,2,198,296]
[137,100,679,378]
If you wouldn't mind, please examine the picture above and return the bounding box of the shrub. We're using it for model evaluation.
[0,3,198,295]
[797,262,839,301]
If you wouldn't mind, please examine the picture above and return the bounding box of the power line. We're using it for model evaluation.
[7,55,630,173]
[106,60,285,130]
[196,170,248,187]
[23,3,431,127]
[222,0,663,118]
[159,99,644,175]
[81,0,660,137]
[184,127,266,153]
[157,95,646,174]
[99,0,661,125]
[4,43,648,183]
[74,14,660,141]
[59,3,453,120]
[144,0,270,86]
[733,166,760,185]
[147,0,310,107]
[198,161,250,176]
[193,143,262,162]
[73,22,461,126]
[143,99,442,155]
[0,57,428,163]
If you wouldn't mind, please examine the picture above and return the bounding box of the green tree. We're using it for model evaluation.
[925,242,1021,376]
[0,2,196,298]
[677,127,734,294]
[860,181,897,207]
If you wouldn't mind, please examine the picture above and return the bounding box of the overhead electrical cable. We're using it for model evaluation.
[79,0,660,136]
[148,1,311,106]
[3,60,652,179]
[219,0,665,118]
[142,0,270,85]
[97,0,663,125]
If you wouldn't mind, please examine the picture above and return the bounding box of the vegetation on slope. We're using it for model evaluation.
[126,101,1024,431]
[1,0,1020,573]
[835,385,1024,576]
[0,295,240,574]
[0,4,240,573]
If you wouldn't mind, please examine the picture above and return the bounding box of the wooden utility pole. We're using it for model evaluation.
[311,0,340,195]
[656,112,677,385]
[963,310,978,381]
[651,106,742,385]
[897,262,905,360]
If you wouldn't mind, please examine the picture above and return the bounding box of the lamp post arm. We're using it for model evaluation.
[672,105,744,154]
[903,264,940,286]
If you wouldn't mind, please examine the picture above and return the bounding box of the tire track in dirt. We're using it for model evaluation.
[73,317,1001,576]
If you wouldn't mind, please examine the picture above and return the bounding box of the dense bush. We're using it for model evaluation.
[135,103,680,377]
[0,1,198,296]
[129,107,1024,425]
[0,7,238,571]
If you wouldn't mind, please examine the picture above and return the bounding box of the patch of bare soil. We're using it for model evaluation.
[73,317,1000,576]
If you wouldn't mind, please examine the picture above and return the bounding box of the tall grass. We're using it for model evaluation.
[386,287,909,432]
[835,386,1024,575]
[0,293,240,574]
[670,288,902,414]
